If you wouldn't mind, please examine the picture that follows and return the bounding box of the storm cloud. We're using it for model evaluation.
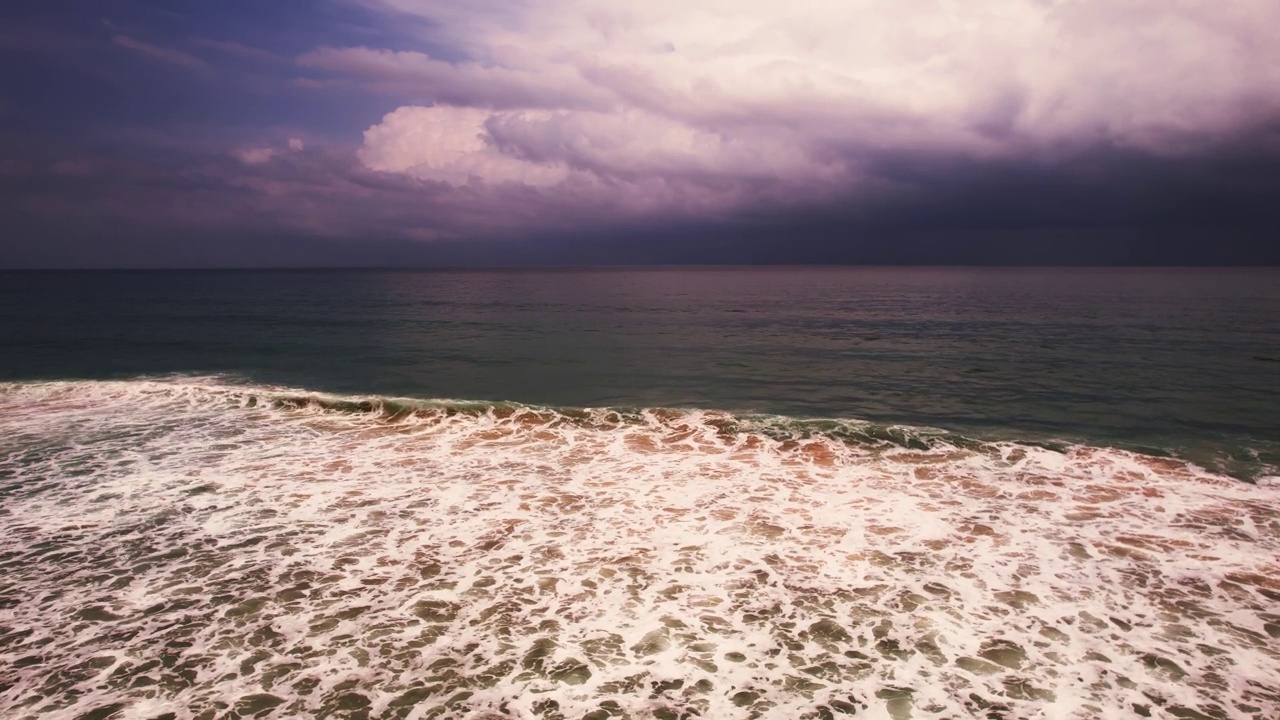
[1,0,1278,265]
[327,1,1280,218]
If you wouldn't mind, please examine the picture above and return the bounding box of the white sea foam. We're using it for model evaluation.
[0,378,1277,720]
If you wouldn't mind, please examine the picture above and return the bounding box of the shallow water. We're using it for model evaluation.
[1,378,1277,719]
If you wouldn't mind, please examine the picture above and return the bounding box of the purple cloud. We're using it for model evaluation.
[5,0,1279,264]
[191,38,279,64]
[297,46,610,110]
[111,34,207,68]
[294,0,1280,235]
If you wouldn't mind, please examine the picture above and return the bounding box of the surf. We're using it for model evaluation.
[1,378,1277,719]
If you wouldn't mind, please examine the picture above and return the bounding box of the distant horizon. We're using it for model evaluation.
[5,261,1279,272]
[4,229,1278,269]
[5,264,1280,271]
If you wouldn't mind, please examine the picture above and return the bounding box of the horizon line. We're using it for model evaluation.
[2,263,1278,272]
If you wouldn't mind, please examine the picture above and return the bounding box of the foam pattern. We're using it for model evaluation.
[0,378,1277,720]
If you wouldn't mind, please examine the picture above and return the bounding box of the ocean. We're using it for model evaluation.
[0,267,1277,719]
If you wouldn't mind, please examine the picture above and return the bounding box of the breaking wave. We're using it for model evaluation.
[1,377,1277,719]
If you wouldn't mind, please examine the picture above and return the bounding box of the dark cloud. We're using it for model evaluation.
[3,126,1277,268]
[0,0,1278,267]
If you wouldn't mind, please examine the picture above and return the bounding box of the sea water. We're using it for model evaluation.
[0,268,1277,719]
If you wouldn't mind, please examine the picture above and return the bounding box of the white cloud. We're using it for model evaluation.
[362,105,839,183]
[233,147,278,165]
[234,139,307,166]
[358,106,569,187]
[339,0,1280,222]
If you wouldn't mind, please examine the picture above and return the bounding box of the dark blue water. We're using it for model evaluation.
[2,267,1277,477]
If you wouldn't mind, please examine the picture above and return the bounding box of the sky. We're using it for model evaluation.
[1,0,1278,267]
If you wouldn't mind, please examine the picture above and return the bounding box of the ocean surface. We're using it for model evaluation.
[0,267,1278,719]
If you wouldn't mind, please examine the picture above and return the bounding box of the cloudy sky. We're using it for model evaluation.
[1,0,1278,266]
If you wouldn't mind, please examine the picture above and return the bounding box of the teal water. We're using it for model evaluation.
[2,267,1276,478]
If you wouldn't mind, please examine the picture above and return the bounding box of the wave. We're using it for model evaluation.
[8,374,1268,481]
[270,395,1276,484]
[1,376,1278,719]
[265,392,984,449]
